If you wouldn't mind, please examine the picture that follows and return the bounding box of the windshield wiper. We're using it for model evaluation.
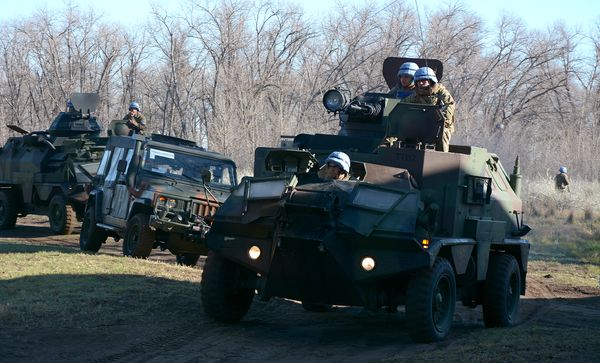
[180,172,204,184]
[144,169,178,184]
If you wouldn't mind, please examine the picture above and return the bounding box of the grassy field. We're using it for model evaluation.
[1,180,599,361]
[524,179,600,264]
[0,243,201,330]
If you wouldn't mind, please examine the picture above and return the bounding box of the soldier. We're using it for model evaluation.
[123,101,146,135]
[405,67,455,152]
[555,166,570,192]
[318,151,351,181]
[66,99,76,112]
[388,62,419,100]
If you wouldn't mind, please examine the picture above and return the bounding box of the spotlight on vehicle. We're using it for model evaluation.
[323,89,348,113]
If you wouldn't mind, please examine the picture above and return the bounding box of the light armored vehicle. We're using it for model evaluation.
[0,93,106,234]
[79,133,237,266]
[200,57,531,342]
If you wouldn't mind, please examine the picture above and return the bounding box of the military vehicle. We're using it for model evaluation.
[0,93,106,234]
[200,57,531,342]
[79,133,237,266]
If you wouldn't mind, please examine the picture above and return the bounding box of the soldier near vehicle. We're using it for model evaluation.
[123,101,146,135]
[404,66,456,152]
[388,62,419,100]
[555,166,570,191]
[317,151,351,181]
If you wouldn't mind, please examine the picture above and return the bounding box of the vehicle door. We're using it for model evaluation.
[102,146,134,226]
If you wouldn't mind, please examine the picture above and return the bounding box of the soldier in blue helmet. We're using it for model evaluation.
[318,151,351,181]
[555,166,570,191]
[388,62,419,100]
[123,101,146,135]
[405,66,456,152]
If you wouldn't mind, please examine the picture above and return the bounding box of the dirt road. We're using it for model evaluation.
[2,216,599,362]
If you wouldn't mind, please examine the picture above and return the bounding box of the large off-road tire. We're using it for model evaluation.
[123,213,155,258]
[483,254,521,328]
[406,257,456,343]
[201,251,255,323]
[79,208,107,252]
[0,190,18,230]
[48,194,76,235]
[176,253,201,267]
[301,302,332,312]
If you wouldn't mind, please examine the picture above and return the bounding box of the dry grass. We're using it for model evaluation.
[522,179,600,265]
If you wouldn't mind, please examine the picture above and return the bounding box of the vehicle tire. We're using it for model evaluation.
[123,213,155,258]
[0,190,18,229]
[48,194,76,235]
[406,257,456,343]
[79,208,107,252]
[483,254,521,328]
[201,251,255,323]
[301,302,332,312]
[176,253,200,267]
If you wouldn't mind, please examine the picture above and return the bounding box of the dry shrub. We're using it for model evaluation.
[584,208,594,221]
[566,211,574,224]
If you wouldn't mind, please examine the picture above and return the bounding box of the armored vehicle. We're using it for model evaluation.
[0,93,106,234]
[201,57,531,342]
[79,133,237,266]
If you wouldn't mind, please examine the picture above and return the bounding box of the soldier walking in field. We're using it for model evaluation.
[555,166,570,192]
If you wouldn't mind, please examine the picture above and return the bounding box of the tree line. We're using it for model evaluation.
[0,0,598,180]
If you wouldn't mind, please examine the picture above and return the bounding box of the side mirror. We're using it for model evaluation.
[201,169,212,183]
[117,159,128,174]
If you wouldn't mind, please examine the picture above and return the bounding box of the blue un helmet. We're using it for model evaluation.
[559,166,567,173]
[397,62,419,78]
[129,101,140,111]
[324,151,350,174]
[414,67,438,84]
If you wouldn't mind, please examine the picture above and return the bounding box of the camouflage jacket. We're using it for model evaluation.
[404,83,455,132]
[123,112,147,134]
[388,84,416,100]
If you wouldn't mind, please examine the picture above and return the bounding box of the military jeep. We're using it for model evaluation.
[79,133,237,266]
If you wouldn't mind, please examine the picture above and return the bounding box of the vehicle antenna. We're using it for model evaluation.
[414,0,428,67]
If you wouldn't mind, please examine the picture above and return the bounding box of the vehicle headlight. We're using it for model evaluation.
[248,245,261,260]
[361,257,376,272]
[158,196,178,210]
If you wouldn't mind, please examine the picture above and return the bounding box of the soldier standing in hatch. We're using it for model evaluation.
[405,66,456,152]
[123,101,146,135]
[388,62,419,100]
[555,166,570,192]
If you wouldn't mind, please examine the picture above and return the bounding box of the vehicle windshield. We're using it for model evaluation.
[142,147,236,187]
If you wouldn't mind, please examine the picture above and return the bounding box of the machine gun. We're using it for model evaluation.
[322,89,443,149]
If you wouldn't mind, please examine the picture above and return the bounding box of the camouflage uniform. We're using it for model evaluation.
[554,172,570,191]
[405,83,455,152]
[123,112,147,135]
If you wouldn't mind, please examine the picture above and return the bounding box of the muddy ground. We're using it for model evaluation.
[1,215,599,362]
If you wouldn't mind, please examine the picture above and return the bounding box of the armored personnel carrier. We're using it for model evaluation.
[0,93,106,234]
[79,133,237,266]
[200,58,531,342]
